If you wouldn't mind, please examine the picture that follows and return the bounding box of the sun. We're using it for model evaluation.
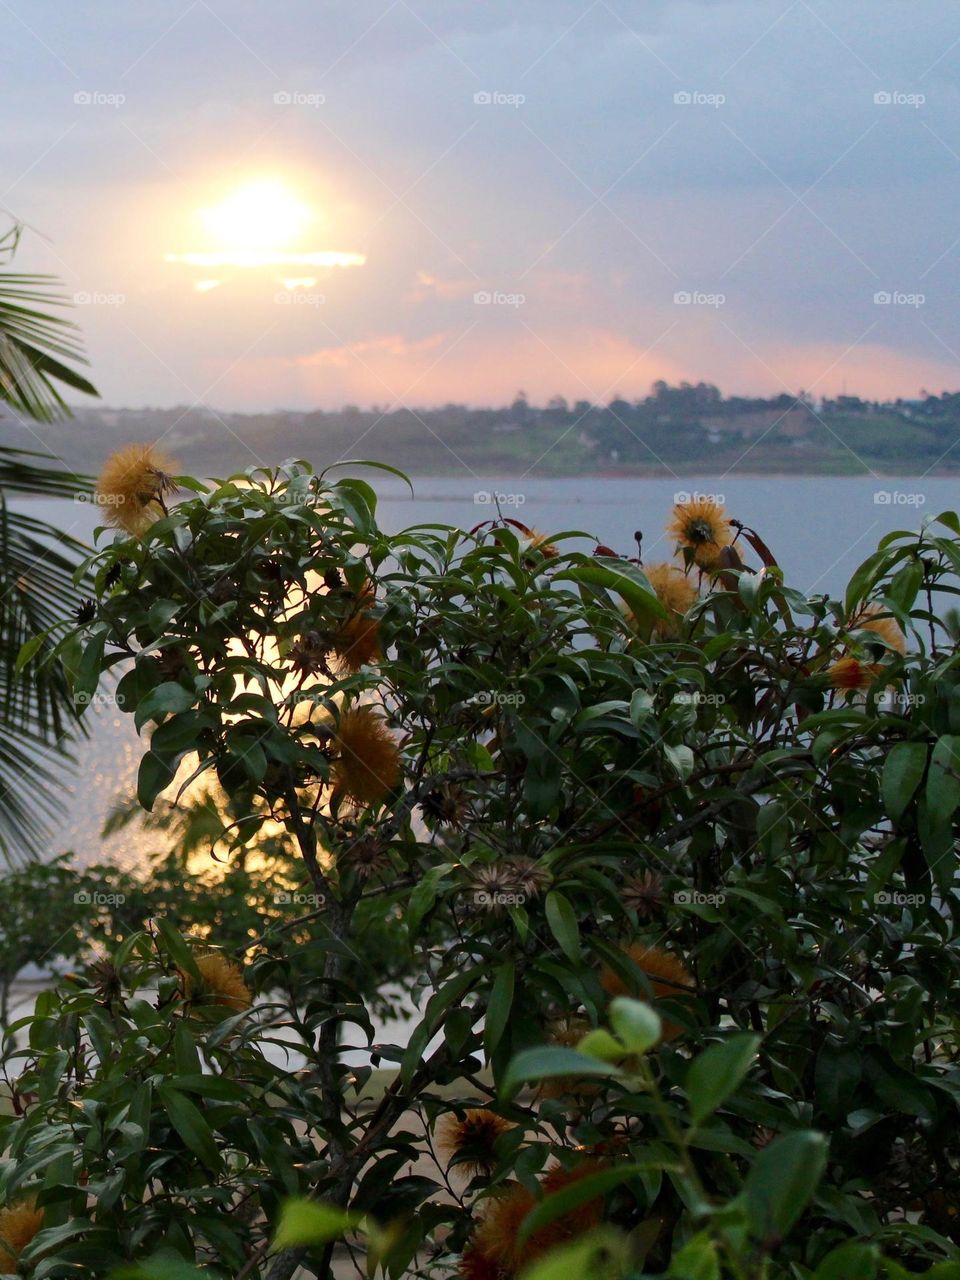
[164,176,366,275]
[199,179,312,253]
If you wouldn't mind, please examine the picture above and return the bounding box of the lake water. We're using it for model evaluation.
[13,474,959,866]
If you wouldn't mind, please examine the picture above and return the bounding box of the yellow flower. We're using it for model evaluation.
[95,443,177,536]
[437,1108,513,1177]
[331,706,401,805]
[850,604,906,654]
[0,1200,43,1268]
[632,562,698,637]
[667,498,732,568]
[183,952,252,1011]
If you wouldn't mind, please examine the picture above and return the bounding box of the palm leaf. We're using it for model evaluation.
[0,218,99,861]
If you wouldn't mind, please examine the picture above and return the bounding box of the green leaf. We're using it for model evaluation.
[272,1198,362,1249]
[152,917,199,978]
[15,631,47,672]
[137,749,181,810]
[926,735,960,828]
[135,681,197,729]
[670,1232,720,1280]
[173,1022,202,1076]
[578,1028,627,1063]
[404,865,448,938]
[556,558,667,626]
[321,458,414,495]
[158,1085,221,1172]
[73,629,107,706]
[109,1260,217,1280]
[516,1229,628,1280]
[744,1130,828,1239]
[544,890,582,963]
[484,961,515,1057]
[813,1242,879,1280]
[686,1033,761,1125]
[882,742,928,822]
[609,997,661,1055]
[500,1046,619,1099]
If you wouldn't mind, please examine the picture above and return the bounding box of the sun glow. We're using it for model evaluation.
[165,178,366,275]
[200,179,312,252]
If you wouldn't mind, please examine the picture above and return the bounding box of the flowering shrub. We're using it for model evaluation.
[5,458,960,1278]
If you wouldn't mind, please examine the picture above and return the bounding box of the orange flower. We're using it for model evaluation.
[468,1161,608,1276]
[331,706,401,805]
[0,1200,43,1268]
[437,1108,514,1176]
[95,443,177,536]
[667,498,732,569]
[471,1184,538,1273]
[827,656,880,692]
[183,952,252,1011]
[600,943,694,1041]
[332,608,381,672]
[850,604,906,654]
[516,525,558,559]
[540,1160,607,1235]
[459,1248,501,1280]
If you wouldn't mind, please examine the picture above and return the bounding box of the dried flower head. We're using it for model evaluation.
[341,835,391,881]
[600,942,694,1041]
[153,646,187,682]
[623,870,665,920]
[182,952,252,1012]
[290,630,332,677]
[420,780,470,829]
[828,656,880,692]
[89,956,123,1005]
[437,1108,513,1177]
[850,603,907,654]
[467,864,520,914]
[503,855,551,901]
[95,443,177,536]
[331,706,401,805]
[0,1199,43,1268]
[667,498,732,569]
[73,598,97,625]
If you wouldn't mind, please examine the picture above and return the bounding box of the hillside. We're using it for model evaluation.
[4,385,958,477]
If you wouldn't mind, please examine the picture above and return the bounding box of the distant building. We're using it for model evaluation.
[701,407,812,441]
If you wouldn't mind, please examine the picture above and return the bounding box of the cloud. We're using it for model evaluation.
[6,0,959,407]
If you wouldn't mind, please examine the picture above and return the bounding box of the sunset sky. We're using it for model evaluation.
[4,0,959,410]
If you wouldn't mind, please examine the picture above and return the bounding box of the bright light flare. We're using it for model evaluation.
[199,179,312,252]
[165,177,366,278]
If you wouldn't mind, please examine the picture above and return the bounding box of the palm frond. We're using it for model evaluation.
[0,218,99,861]
[0,272,98,421]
